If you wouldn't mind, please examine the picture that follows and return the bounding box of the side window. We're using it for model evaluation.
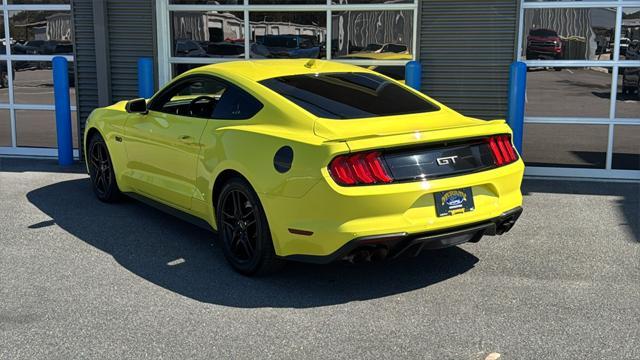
[212,85,264,120]
[150,77,227,118]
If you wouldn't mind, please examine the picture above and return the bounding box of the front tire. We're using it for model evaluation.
[216,178,283,275]
[87,133,122,202]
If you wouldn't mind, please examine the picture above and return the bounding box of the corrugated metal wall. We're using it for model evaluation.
[71,0,154,157]
[107,0,155,102]
[71,0,98,151]
[419,0,519,120]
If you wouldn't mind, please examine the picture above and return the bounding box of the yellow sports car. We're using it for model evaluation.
[84,59,524,275]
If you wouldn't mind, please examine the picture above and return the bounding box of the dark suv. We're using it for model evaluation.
[526,29,563,60]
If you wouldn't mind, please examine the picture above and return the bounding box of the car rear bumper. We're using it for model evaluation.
[261,159,524,259]
[282,207,522,264]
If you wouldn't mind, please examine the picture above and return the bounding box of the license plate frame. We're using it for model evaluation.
[434,187,475,217]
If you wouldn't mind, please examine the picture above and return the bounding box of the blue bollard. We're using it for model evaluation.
[138,57,154,98]
[405,60,421,90]
[53,56,73,166]
[507,61,527,154]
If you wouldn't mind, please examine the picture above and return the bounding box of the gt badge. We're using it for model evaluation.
[436,155,458,165]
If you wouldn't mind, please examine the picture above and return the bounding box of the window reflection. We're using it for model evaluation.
[617,66,639,118]
[170,0,241,4]
[171,11,245,58]
[331,0,414,3]
[173,63,206,78]
[359,64,405,81]
[16,110,78,149]
[251,0,324,4]
[249,12,326,59]
[523,124,608,169]
[0,111,10,147]
[621,8,640,61]
[8,11,73,54]
[13,62,76,106]
[7,1,70,3]
[0,61,10,104]
[526,67,612,118]
[331,10,413,60]
[523,8,615,61]
[613,125,640,170]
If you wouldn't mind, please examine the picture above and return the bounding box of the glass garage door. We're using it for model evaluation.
[519,1,640,180]
[155,0,418,86]
[0,0,78,157]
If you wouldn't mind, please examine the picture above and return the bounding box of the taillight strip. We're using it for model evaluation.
[488,134,517,166]
[329,151,393,186]
[488,136,504,166]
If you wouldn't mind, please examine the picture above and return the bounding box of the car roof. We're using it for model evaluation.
[179,59,375,82]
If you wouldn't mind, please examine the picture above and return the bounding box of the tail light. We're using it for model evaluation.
[328,151,393,186]
[328,135,518,186]
[487,134,518,166]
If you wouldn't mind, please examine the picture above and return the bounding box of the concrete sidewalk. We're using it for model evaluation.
[1,158,638,359]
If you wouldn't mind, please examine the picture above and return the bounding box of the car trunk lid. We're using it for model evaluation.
[316,113,517,182]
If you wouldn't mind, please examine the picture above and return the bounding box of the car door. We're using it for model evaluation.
[123,76,227,210]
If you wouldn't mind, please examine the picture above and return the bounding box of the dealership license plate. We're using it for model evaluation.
[434,187,475,217]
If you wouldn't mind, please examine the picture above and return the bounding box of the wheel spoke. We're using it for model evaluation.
[90,152,100,168]
[222,209,235,220]
[95,174,105,191]
[221,219,235,229]
[231,233,243,252]
[243,236,255,254]
[241,207,254,219]
[99,146,107,162]
[238,237,251,258]
[232,191,241,217]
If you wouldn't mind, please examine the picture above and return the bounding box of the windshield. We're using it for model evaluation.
[260,72,439,119]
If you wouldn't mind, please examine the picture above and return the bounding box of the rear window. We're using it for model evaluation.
[260,72,439,119]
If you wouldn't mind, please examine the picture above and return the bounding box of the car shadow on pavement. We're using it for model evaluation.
[27,178,479,308]
[522,179,640,242]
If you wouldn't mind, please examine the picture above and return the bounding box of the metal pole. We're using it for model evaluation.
[405,60,421,90]
[53,56,73,166]
[138,57,154,98]
[507,61,527,154]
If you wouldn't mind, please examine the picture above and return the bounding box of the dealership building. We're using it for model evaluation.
[0,0,638,180]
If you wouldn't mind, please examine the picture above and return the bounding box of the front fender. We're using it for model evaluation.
[83,102,131,191]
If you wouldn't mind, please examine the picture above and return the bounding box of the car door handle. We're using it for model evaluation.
[178,135,195,144]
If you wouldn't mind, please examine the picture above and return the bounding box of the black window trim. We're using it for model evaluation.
[147,73,264,120]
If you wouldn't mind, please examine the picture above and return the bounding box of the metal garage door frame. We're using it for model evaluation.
[155,0,420,87]
[0,2,79,158]
[517,0,640,180]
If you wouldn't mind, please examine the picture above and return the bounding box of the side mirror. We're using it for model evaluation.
[125,98,148,114]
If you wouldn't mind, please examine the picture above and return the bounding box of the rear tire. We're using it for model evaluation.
[87,133,122,203]
[216,177,284,276]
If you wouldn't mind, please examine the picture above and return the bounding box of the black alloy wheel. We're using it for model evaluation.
[216,178,283,275]
[220,189,258,263]
[88,134,121,202]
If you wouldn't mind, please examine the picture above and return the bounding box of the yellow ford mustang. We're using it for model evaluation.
[84,59,524,275]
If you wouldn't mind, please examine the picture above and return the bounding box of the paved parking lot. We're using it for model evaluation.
[0,158,638,359]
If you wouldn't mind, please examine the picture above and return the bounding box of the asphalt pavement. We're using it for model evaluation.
[0,158,638,359]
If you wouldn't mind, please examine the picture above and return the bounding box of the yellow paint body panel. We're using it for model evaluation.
[84,59,524,259]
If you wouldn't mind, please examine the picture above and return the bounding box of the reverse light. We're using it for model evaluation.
[487,135,518,166]
[329,151,393,186]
